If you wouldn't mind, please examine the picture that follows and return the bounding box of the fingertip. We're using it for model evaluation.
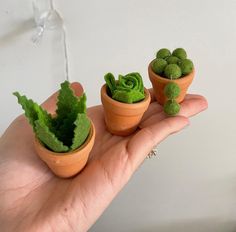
[185,94,208,109]
[199,95,208,110]
[70,82,84,97]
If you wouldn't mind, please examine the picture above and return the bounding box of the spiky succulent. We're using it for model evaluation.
[14,81,91,153]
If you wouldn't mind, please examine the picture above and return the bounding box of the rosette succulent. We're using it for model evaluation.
[152,47,194,79]
[104,72,145,104]
[13,81,91,153]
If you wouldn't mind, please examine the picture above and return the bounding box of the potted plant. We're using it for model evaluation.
[101,72,151,136]
[13,81,95,178]
[148,48,194,115]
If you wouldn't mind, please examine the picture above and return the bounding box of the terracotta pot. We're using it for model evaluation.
[148,60,195,105]
[34,121,95,178]
[101,84,151,136]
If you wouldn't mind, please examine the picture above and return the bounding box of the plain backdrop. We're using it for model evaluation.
[1,0,236,231]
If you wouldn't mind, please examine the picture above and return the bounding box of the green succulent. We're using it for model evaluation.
[156,48,171,59]
[14,81,91,153]
[166,56,180,64]
[104,72,145,104]
[152,58,167,75]
[178,59,194,75]
[163,100,180,116]
[172,48,187,60]
[164,64,182,79]
[164,82,180,99]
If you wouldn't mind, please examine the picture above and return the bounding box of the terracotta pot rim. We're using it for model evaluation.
[148,59,195,83]
[101,84,151,109]
[34,119,95,158]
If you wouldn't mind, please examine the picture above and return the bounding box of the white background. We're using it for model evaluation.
[1,0,236,231]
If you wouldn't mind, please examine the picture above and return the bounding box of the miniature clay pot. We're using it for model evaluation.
[34,121,95,178]
[148,60,195,105]
[101,84,151,136]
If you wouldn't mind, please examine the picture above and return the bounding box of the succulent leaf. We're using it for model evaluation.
[105,72,145,103]
[35,120,69,152]
[71,113,91,151]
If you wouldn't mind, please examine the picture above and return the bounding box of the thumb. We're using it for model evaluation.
[41,82,84,114]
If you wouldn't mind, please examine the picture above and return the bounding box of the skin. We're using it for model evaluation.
[0,83,208,232]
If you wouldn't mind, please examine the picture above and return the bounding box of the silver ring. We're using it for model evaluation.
[147,146,158,159]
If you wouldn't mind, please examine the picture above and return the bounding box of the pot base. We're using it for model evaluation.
[34,121,95,178]
[105,123,138,136]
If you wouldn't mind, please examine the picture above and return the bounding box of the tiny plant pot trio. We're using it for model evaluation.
[14,81,95,178]
[101,72,151,136]
[148,48,195,116]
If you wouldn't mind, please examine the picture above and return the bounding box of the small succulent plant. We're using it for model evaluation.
[104,72,145,104]
[14,81,91,153]
[163,82,181,116]
[156,48,171,59]
[151,48,194,116]
[152,48,194,79]
[164,64,182,79]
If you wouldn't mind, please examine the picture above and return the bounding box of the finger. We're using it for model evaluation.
[148,88,156,103]
[41,82,84,113]
[141,101,163,122]
[140,111,166,128]
[179,94,208,116]
[142,92,207,123]
[140,94,207,128]
[184,93,207,100]
[127,116,189,169]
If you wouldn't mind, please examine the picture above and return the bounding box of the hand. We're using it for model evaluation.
[0,83,207,232]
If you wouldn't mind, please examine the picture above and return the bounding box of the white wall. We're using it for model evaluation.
[1,0,236,231]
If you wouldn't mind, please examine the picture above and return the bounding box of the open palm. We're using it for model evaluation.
[0,83,207,232]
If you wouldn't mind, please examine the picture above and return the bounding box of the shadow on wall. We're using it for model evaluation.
[0,19,34,47]
[137,218,236,232]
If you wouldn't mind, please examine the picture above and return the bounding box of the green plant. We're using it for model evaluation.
[151,48,194,78]
[164,82,181,99]
[164,64,182,79]
[166,56,180,64]
[152,58,167,75]
[163,82,181,116]
[13,81,91,153]
[178,59,194,75]
[163,99,180,116]
[104,72,145,104]
[172,48,187,60]
[156,48,171,59]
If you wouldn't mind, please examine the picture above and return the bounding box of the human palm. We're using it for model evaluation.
[0,83,207,232]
